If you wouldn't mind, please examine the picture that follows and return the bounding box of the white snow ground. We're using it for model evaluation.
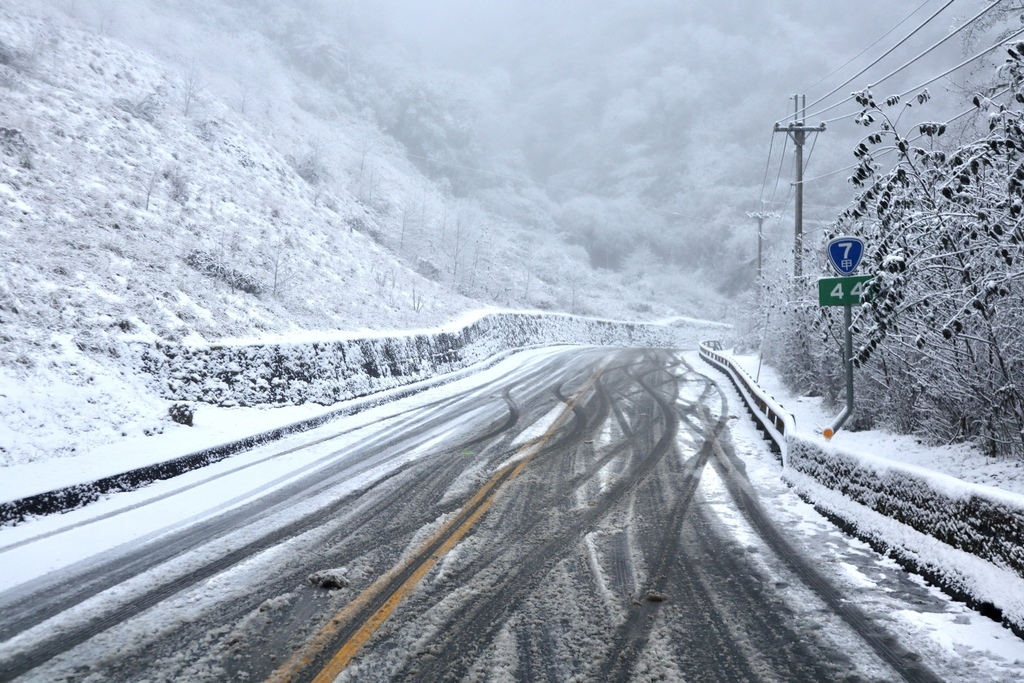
[0,0,718,472]
[696,349,1024,633]
[730,352,1024,496]
[0,347,567,592]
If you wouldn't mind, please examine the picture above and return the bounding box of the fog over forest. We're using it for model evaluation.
[1,0,1016,350]
[360,0,977,287]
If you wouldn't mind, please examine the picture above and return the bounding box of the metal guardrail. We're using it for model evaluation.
[698,341,795,462]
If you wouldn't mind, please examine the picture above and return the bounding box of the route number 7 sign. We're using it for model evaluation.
[826,236,865,276]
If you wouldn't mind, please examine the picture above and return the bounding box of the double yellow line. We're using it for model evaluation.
[267,372,600,683]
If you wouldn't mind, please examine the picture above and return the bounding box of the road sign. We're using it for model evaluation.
[826,236,865,275]
[818,275,872,306]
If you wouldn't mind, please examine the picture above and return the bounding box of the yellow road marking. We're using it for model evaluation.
[267,371,601,683]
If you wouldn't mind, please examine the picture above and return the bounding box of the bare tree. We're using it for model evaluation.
[411,283,425,313]
[268,230,295,297]
[568,270,585,314]
[142,167,160,211]
[165,164,189,204]
[449,210,468,283]
[399,203,409,253]
[467,238,483,292]
[181,60,205,116]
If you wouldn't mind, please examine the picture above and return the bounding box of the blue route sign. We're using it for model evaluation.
[826,236,865,275]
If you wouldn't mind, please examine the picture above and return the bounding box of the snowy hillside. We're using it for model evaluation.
[0,2,726,468]
[0,4,466,465]
[0,6,482,343]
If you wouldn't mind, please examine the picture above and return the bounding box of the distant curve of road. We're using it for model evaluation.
[0,348,950,682]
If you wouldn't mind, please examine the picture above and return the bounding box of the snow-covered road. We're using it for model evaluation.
[0,348,1021,682]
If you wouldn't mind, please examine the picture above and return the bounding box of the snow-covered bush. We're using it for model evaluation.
[184,249,265,296]
[113,93,160,123]
[838,77,1024,456]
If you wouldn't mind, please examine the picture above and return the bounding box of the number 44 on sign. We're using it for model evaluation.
[817,275,873,306]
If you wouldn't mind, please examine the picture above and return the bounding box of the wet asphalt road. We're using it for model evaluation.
[0,348,948,682]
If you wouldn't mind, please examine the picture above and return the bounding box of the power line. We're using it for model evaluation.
[804,0,937,95]
[804,129,820,170]
[795,0,1006,124]
[797,90,1003,186]
[894,27,1024,97]
[757,133,776,207]
[798,0,958,116]
[768,132,790,210]
[816,25,1024,128]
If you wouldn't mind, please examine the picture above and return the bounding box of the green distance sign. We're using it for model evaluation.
[818,275,873,307]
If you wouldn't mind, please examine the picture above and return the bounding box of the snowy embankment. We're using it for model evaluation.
[139,311,725,406]
[0,313,725,523]
[698,342,1024,635]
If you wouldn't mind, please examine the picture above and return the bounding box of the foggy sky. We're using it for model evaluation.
[361,0,977,219]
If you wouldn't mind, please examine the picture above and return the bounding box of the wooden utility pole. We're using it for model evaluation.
[774,95,825,281]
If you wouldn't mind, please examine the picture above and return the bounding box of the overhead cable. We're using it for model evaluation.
[797,88,1006,187]
[768,134,790,210]
[797,0,955,118]
[804,0,937,96]
[815,25,1024,128]
[795,0,1006,124]
[757,133,776,208]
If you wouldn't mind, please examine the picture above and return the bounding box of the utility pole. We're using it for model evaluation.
[774,95,826,282]
[746,206,780,285]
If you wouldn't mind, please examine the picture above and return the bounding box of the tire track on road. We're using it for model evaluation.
[696,376,944,683]
[391,353,681,682]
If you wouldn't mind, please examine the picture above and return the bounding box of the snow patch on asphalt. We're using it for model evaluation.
[509,401,566,449]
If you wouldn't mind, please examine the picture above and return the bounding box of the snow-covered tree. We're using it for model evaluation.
[815,50,1024,456]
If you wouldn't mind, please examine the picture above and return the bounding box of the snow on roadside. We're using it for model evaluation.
[0,401,332,503]
[508,400,565,449]
[730,352,1024,496]
[703,356,1024,681]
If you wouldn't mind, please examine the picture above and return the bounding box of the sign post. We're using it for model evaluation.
[819,236,868,440]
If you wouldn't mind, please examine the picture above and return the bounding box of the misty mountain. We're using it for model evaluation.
[1,0,1004,462]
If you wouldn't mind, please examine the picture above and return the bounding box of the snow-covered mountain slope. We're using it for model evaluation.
[0,6,481,344]
[0,4,490,466]
[0,3,722,469]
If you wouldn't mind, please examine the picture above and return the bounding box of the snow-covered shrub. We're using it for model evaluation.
[113,93,160,123]
[287,139,332,187]
[768,67,1024,456]
[0,127,27,155]
[184,249,265,296]
[0,40,26,70]
[165,165,190,204]
[415,257,443,282]
[842,81,1024,456]
[167,402,194,426]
